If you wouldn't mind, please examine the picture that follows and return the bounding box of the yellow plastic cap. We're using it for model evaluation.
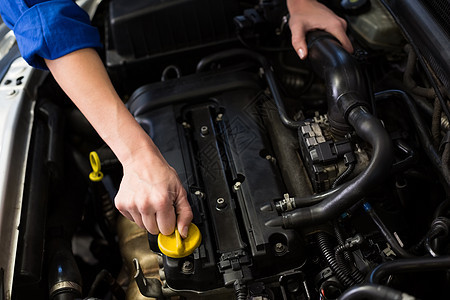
[89,151,104,182]
[157,223,202,258]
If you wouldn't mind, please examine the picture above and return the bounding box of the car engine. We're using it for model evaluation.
[1,0,450,299]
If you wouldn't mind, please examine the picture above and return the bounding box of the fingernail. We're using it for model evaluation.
[298,48,305,59]
[181,226,189,238]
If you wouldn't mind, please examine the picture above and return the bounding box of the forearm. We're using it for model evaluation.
[45,48,193,237]
[287,0,312,11]
[44,48,160,165]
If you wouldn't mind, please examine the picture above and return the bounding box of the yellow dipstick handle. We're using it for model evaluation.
[89,151,104,182]
[158,223,202,258]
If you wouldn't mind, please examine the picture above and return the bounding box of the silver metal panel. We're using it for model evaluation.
[0,57,46,300]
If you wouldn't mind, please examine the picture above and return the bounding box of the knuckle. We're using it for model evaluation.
[137,199,153,213]
[153,197,170,212]
[114,198,126,211]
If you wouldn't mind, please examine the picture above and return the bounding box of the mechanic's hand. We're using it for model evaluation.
[287,0,353,59]
[114,146,193,238]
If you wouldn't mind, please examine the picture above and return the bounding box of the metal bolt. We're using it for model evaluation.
[194,190,205,200]
[216,197,227,210]
[259,67,265,77]
[274,242,287,255]
[265,155,276,163]
[216,113,224,122]
[182,121,191,129]
[200,126,209,135]
[181,260,194,274]
[233,182,241,191]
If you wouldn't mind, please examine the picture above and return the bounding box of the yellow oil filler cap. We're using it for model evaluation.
[157,223,202,258]
[89,151,104,182]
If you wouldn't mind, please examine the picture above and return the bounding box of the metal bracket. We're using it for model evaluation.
[133,258,164,299]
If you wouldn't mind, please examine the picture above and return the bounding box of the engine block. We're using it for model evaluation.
[128,69,305,293]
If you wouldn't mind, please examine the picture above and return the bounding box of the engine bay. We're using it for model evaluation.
[3,0,450,299]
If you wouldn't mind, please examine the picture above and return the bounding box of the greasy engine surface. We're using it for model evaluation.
[128,68,305,292]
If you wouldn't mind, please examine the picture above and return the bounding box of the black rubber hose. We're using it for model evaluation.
[292,186,342,208]
[196,48,302,129]
[306,31,370,135]
[265,32,392,228]
[317,232,356,287]
[369,256,450,284]
[363,203,414,258]
[48,238,82,300]
[267,107,393,228]
[338,284,416,300]
[424,217,450,257]
[375,89,449,187]
[273,186,343,213]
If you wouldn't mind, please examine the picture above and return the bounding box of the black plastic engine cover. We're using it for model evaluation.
[129,69,305,292]
[108,0,239,59]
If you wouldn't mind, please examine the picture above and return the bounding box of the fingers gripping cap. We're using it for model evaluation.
[157,223,202,258]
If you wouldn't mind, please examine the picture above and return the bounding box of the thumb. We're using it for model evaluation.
[175,190,193,238]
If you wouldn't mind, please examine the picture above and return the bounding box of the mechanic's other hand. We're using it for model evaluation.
[114,147,193,238]
[287,0,353,59]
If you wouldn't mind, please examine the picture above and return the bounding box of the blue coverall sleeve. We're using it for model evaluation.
[0,0,102,69]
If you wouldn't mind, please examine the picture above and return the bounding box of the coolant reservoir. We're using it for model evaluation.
[347,0,404,50]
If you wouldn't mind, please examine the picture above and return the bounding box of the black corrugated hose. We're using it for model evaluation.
[334,224,365,284]
[317,232,356,288]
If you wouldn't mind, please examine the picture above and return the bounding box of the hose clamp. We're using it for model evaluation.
[49,281,82,296]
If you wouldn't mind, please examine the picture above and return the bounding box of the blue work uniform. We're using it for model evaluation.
[0,0,102,69]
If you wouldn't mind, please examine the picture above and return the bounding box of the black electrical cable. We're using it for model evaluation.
[196,48,302,129]
[375,90,450,187]
[363,203,413,258]
[369,256,450,284]
[403,44,436,99]
[338,284,416,300]
[334,223,352,263]
[433,199,450,220]
[332,162,356,189]
[334,245,365,284]
[442,132,450,185]
[432,97,442,147]
[316,232,356,287]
